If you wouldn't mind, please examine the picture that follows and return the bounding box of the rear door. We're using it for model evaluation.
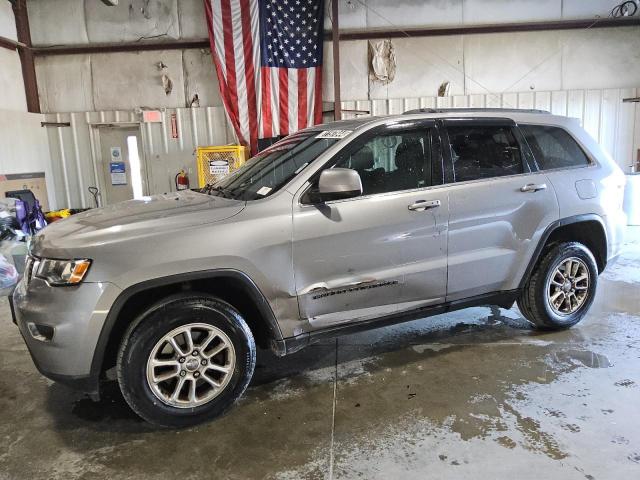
[292,120,449,328]
[441,118,559,301]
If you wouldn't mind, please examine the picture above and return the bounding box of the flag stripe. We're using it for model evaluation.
[207,0,240,144]
[314,64,323,124]
[239,0,259,154]
[260,66,272,138]
[231,1,250,146]
[297,69,308,130]
[306,68,315,127]
[279,68,289,136]
[270,67,281,137]
[220,0,243,143]
[210,1,227,78]
[288,70,298,134]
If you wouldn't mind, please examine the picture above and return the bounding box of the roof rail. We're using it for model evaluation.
[403,107,550,115]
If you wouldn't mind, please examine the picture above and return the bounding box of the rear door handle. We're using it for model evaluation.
[520,183,547,193]
[408,199,441,211]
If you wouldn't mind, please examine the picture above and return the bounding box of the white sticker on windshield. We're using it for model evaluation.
[256,186,272,196]
[316,130,352,139]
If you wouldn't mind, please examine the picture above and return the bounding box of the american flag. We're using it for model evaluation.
[205,0,325,154]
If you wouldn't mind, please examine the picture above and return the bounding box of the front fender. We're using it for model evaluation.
[89,269,285,393]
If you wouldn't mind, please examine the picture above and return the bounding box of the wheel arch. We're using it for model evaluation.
[520,214,608,289]
[91,269,284,383]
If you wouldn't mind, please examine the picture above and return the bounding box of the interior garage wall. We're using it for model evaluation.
[29,0,220,112]
[27,0,209,45]
[326,0,631,29]
[0,1,54,208]
[322,26,640,101]
[323,0,640,103]
[0,113,54,209]
[43,106,234,211]
[34,48,223,113]
[0,0,16,40]
[0,2,27,112]
[27,0,640,112]
[0,48,28,113]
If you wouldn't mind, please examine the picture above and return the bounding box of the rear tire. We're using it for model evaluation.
[117,294,256,428]
[518,242,598,330]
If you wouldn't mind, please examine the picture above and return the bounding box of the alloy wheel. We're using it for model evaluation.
[146,323,236,408]
[546,257,590,316]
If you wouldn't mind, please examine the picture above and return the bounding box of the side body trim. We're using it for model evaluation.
[281,290,520,354]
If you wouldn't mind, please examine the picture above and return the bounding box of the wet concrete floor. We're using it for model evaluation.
[1,229,639,479]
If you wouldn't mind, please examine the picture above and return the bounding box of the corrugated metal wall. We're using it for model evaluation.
[45,87,639,210]
[340,87,640,174]
[44,106,235,210]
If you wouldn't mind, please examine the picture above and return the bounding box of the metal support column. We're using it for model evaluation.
[331,0,341,121]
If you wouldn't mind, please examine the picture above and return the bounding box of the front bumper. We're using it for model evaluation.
[11,274,122,394]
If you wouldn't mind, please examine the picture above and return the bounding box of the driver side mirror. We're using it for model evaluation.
[317,168,363,202]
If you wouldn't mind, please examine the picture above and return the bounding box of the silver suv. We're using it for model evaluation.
[11,109,627,427]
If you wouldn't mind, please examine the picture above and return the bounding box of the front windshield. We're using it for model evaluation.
[208,132,341,201]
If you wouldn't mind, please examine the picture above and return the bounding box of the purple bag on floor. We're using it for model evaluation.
[32,200,47,232]
[14,199,31,236]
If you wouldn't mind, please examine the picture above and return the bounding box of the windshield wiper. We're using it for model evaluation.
[203,185,235,199]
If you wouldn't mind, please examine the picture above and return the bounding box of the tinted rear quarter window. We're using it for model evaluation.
[520,125,590,170]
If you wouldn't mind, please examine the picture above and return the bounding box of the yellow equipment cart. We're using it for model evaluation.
[196,145,249,188]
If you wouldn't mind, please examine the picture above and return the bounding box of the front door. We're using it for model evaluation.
[292,121,448,329]
[97,127,145,205]
[441,119,559,301]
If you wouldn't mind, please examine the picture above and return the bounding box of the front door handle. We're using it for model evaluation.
[520,183,547,193]
[408,199,441,211]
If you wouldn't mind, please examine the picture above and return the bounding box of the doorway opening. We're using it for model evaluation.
[127,135,144,200]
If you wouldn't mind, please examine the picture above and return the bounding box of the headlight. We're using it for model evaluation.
[35,258,92,286]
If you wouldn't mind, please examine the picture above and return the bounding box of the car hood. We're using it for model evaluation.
[31,190,245,255]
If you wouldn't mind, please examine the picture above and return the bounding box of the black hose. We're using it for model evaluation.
[611,1,638,17]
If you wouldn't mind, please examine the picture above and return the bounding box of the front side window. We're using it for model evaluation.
[520,125,590,170]
[332,129,433,195]
[446,125,524,182]
[210,131,340,200]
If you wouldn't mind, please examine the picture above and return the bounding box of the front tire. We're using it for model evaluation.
[117,294,256,428]
[518,242,598,330]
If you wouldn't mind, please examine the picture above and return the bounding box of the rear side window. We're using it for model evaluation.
[520,125,590,170]
[446,125,524,182]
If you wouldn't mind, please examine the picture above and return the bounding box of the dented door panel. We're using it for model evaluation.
[292,188,448,328]
[446,173,559,300]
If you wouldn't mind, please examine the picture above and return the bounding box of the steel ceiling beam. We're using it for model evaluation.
[12,0,39,113]
[0,35,21,51]
[26,17,640,56]
[335,17,640,40]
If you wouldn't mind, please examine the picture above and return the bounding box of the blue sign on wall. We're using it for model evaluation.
[110,162,127,185]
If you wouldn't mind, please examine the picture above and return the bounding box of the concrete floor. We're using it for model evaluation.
[1,230,639,480]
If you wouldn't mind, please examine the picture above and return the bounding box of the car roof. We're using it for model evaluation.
[311,108,578,132]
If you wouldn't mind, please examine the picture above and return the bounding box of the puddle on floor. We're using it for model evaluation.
[327,311,640,477]
[553,349,612,369]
